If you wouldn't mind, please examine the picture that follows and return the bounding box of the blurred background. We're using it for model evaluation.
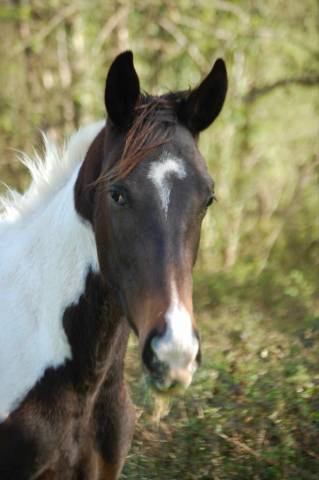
[0,1,318,478]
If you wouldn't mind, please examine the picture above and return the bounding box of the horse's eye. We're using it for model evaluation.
[206,194,216,208]
[109,189,127,206]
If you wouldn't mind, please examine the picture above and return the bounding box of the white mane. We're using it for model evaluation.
[0,120,105,230]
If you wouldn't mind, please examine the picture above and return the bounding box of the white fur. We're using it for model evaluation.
[151,280,198,388]
[0,121,104,421]
[147,152,186,217]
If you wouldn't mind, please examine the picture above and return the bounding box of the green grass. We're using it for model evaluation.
[122,269,319,479]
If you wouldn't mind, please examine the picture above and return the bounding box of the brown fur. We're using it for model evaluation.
[0,273,135,480]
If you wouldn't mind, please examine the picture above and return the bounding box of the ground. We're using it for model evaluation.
[122,268,319,480]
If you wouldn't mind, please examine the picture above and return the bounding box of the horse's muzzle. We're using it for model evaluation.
[142,327,200,394]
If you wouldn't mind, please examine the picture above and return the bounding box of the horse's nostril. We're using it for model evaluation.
[142,329,164,374]
[169,379,179,390]
[195,345,202,366]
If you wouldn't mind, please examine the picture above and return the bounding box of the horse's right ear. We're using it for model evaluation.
[105,51,140,129]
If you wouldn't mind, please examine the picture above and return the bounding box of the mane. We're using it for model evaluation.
[103,93,178,182]
[0,120,104,227]
[0,95,179,226]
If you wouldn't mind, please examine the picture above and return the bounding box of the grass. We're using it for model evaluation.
[122,268,319,479]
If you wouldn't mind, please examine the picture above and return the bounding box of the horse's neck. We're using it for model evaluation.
[0,161,118,417]
[1,164,99,333]
[63,270,129,392]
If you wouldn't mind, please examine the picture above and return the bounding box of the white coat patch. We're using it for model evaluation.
[147,152,186,217]
[0,121,104,420]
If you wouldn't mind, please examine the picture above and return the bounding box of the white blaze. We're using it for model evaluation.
[147,152,186,217]
[151,280,199,387]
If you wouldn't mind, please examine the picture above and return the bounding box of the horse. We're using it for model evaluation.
[0,51,227,479]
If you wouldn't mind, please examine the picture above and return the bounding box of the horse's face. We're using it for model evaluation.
[82,52,227,393]
[97,131,214,392]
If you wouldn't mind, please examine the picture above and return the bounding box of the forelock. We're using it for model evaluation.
[104,94,178,181]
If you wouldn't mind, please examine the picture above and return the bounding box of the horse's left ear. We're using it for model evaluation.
[179,58,228,134]
[105,51,140,129]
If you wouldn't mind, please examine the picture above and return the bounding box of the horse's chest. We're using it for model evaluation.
[0,390,101,480]
[46,392,99,469]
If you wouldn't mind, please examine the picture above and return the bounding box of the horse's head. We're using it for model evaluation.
[76,51,227,394]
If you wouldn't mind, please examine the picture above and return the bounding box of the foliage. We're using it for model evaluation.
[0,0,318,478]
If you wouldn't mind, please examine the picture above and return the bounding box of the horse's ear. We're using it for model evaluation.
[105,51,140,129]
[179,58,228,134]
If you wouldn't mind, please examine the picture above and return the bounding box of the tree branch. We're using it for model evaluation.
[244,74,319,102]
[11,4,79,57]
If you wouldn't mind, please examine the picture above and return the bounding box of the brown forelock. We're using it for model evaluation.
[97,94,177,185]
